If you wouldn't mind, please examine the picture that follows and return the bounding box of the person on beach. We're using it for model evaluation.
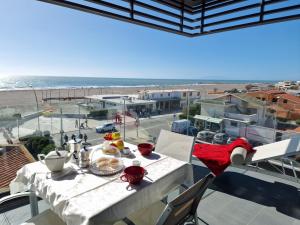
[75,119,78,128]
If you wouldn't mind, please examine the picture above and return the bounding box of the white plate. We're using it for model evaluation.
[89,163,124,176]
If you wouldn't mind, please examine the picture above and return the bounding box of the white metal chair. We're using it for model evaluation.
[0,192,66,225]
[229,135,300,165]
[155,130,195,163]
[114,173,215,225]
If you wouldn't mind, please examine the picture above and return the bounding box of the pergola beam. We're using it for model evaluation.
[36,0,300,37]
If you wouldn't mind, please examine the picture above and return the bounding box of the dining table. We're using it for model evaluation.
[11,142,194,225]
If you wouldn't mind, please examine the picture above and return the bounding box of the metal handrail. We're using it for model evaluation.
[0,192,30,204]
[0,192,39,217]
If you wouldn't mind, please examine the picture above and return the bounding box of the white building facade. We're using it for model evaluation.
[139,89,200,112]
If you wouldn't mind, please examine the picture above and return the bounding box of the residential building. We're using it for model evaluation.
[85,95,156,117]
[194,94,284,144]
[247,90,285,102]
[286,89,300,97]
[248,90,300,120]
[138,89,200,112]
[199,94,270,125]
[275,80,297,90]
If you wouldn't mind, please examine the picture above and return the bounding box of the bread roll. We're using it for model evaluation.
[109,158,120,169]
[96,157,109,168]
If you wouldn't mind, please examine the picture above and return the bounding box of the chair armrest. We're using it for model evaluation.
[0,192,31,205]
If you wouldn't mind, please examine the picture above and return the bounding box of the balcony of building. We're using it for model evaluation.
[1,157,299,225]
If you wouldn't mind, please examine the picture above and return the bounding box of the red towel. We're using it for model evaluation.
[193,138,255,176]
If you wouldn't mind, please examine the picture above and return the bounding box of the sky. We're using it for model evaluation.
[0,0,299,80]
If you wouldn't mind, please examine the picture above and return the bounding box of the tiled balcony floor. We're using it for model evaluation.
[193,160,300,225]
[1,160,299,225]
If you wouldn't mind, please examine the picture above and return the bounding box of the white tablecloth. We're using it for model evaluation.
[12,143,193,225]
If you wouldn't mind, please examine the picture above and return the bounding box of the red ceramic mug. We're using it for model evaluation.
[137,143,154,156]
[120,166,146,184]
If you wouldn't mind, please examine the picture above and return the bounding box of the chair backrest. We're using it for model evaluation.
[156,173,215,225]
[155,130,195,162]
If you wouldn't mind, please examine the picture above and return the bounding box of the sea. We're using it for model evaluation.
[0,76,275,90]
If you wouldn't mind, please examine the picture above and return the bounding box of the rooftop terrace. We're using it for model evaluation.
[1,159,299,225]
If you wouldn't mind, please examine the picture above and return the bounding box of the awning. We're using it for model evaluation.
[37,0,300,37]
[194,115,223,124]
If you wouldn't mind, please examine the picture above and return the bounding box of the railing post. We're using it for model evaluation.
[29,192,39,217]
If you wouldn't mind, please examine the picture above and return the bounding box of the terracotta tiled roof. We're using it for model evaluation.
[264,90,285,95]
[293,127,300,133]
[0,145,35,192]
[249,90,285,95]
[277,93,300,103]
[268,104,287,112]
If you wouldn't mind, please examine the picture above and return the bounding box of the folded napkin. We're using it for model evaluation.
[193,138,255,176]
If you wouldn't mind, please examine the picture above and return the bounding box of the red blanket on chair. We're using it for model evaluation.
[193,138,255,176]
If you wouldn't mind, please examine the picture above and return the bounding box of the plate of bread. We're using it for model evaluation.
[89,141,124,175]
[90,156,124,175]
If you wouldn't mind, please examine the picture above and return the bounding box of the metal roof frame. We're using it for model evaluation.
[37,0,300,37]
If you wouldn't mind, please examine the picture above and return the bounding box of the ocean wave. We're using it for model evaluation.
[0,76,275,91]
[0,84,162,91]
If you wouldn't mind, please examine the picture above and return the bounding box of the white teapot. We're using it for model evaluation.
[38,150,71,172]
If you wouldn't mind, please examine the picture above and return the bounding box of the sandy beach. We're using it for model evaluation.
[0,83,257,107]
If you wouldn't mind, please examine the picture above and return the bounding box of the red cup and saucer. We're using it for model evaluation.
[120,166,147,185]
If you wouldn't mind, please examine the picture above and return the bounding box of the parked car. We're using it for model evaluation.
[96,123,117,133]
[213,133,229,144]
[196,130,216,142]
